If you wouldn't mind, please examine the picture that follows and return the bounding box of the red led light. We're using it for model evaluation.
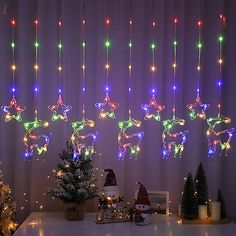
[11,19,16,25]
[106,18,110,25]
[152,21,156,27]
[129,20,132,25]
[174,18,178,24]
[34,19,39,25]
[82,20,85,24]
[197,20,202,27]
[58,21,62,26]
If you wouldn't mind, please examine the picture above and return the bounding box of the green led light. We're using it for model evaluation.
[173,41,177,46]
[151,43,156,49]
[58,43,62,49]
[34,41,39,48]
[218,35,224,42]
[129,42,132,48]
[197,43,202,48]
[82,42,86,47]
[105,40,111,48]
[11,42,15,48]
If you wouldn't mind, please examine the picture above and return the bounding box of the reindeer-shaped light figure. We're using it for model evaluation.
[206,115,235,157]
[162,118,188,159]
[162,17,188,159]
[206,14,235,157]
[71,119,97,159]
[118,118,144,160]
[23,118,52,160]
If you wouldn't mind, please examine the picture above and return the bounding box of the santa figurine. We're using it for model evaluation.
[103,169,123,208]
[134,182,151,225]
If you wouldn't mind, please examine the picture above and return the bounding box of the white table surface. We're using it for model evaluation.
[14,212,236,236]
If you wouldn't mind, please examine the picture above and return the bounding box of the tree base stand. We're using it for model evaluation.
[64,203,85,221]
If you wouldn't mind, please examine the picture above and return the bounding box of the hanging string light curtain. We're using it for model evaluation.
[1,17,26,122]
[23,17,52,160]
[187,0,210,120]
[95,0,119,119]
[118,0,144,160]
[71,0,97,159]
[48,1,72,121]
[141,0,165,121]
[206,0,235,157]
[162,10,188,159]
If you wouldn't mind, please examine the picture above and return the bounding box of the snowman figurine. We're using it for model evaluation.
[134,182,151,225]
[103,169,122,208]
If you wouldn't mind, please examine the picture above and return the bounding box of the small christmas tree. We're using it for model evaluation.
[195,163,209,205]
[48,141,98,204]
[0,171,17,235]
[181,172,198,220]
[217,189,227,219]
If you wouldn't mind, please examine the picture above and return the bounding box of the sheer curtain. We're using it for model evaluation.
[0,0,236,223]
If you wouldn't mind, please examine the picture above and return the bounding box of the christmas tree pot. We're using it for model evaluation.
[64,202,85,221]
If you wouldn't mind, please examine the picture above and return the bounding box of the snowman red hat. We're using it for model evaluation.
[135,182,150,206]
[103,169,119,197]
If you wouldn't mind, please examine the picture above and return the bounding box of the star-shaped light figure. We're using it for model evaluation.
[162,118,188,159]
[95,93,119,119]
[187,95,209,120]
[1,97,26,122]
[206,115,235,157]
[118,117,144,160]
[23,117,51,159]
[141,95,165,121]
[48,95,72,121]
[71,119,97,159]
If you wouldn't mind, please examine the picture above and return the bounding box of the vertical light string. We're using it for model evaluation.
[71,0,97,159]
[118,0,144,160]
[48,2,72,121]
[162,15,188,159]
[187,1,209,120]
[1,18,26,122]
[206,0,234,157]
[23,18,51,160]
[141,0,165,121]
[95,1,119,119]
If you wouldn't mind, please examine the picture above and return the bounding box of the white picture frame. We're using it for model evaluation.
[135,190,169,215]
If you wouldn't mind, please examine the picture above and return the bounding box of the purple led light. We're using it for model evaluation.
[58,89,62,93]
[173,85,176,90]
[105,86,109,92]
[218,81,222,86]
[128,87,131,92]
[34,87,38,92]
[82,87,86,92]
[152,88,156,94]
[12,87,16,92]
[197,88,200,93]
